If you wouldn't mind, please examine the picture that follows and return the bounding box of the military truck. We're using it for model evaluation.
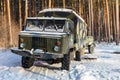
[11,8,95,70]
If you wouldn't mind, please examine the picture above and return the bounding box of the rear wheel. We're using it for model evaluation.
[61,53,70,71]
[22,56,34,68]
[75,51,81,61]
[88,45,94,53]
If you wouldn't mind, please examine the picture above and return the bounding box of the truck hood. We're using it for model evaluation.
[19,31,66,38]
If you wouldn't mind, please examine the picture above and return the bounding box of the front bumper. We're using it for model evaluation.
[11,48,63,59]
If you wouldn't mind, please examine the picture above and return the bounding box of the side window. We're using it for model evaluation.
[81,23,87,39]
[82,24,86,38]
[69,21,74,33]
[79,22,83,39]
[78,22,87,41]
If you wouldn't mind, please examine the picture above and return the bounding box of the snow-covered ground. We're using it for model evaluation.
[0,42,120,80]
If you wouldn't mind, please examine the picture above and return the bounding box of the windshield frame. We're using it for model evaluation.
[25,18,67,33]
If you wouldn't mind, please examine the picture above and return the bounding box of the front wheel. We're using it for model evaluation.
[22,56,34,68]
[61,53,70,71]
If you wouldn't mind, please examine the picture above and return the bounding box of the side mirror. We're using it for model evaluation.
[65,21,74,34]
[67,21,74,33]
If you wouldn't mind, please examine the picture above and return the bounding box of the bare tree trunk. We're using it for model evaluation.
[77,0,79,12]
[75,0,77,12]
[0,0,4,46]
[88,0,91,36]
[113,4,116,41]
[103,1,107,41]
[109,1,113,42]
[25,0,28,25]
[116,0,119,45]
[38,0,41,11]
[0,0,2,12]
[51,0,54,8]
[74,0,76,12]
[32,0,36,16]
[72,0,75,10]
[0,0,2,21]
[3,0,8,47]
[44,0,47,8]
[97,0,101,42]
[19,0,22,31]
[10,0,13,19]
[79,0,81,15]
[28,0,31,17]
[90,0,94,37]
[79,0,84,17]
[63,0,65,8]
[42,0,45,9]
[106,0,111,42]
[49,0,52,8]
[7,0,12,47]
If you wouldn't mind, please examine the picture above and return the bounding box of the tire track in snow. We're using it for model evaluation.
[0,67,10,80]
[43,68,48,79]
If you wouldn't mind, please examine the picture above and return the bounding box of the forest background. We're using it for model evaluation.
[0,0,120,48]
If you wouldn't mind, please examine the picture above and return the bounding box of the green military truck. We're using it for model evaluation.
[11,8,95,70]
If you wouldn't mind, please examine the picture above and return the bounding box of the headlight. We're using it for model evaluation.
[20,38,24,42]
[54,46,60,52]
[56,40,61,46]
[20,43,25,48]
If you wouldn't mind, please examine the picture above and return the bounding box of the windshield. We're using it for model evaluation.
[25,19,65,32]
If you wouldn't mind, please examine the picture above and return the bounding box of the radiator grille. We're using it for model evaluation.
[32,37,47,49]
[20,36,64,53]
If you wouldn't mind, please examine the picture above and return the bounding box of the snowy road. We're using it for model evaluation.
[0,42,120,80]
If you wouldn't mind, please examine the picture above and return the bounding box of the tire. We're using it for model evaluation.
[22,56,34,68]
[47,59,54,64]
[75,51,81,61]
[61,53,70,71]
[69,48,75,60]
[88,45,94,53]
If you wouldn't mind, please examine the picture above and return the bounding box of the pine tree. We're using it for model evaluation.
[49,0,52,8]
[19,0,22,31]
[25,0,28,24]
[7,0,12,46]
[63,0,65,8]
[116,0,119,45]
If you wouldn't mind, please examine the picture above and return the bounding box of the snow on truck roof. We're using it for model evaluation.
[27,17,68,20]
[39,8,85,22]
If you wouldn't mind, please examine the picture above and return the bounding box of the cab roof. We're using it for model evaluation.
[39,8,85,22]
[26,17,68,20]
